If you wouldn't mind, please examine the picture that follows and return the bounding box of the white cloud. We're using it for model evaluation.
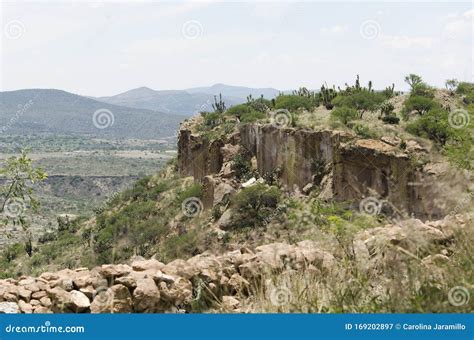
[442,9,473,40]
[320,25,348,35]
[379,35,435,49]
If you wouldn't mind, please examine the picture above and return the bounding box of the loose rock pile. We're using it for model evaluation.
[0,213,469,314]
[0,241,334,314]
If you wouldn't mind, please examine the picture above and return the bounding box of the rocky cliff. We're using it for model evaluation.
[178,120,466,219]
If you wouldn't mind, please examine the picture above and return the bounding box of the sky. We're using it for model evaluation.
[0,0,472,96]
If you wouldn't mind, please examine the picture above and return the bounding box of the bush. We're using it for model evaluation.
[382,115,400,124]
[353,124,378,138]
[201,111,223,128]
[226,104,266,123]
[232,183,282,228]
[274,94,318,111]
[456,82,474,104]
[176,183,203,203]
[331,106,358,125]
[231,154,253,180]
[403,96,438,116]
[406,108,453,145]
[332,91,385,117]
[412,83,435,98]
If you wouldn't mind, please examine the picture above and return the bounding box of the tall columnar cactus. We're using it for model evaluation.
[212,93,226,114]
[320,83,337,110]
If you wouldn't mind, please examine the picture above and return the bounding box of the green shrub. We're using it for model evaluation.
[232,183,282,228]
[412,83,435,98]
[176,183,203,203]
[403,96,438,116]
[226,104,266,123]
[332,91,385,117]
[201,111,223,128]
[331,106,358,125]
[406,108,452,145]
[274,94,318,111]
[382,115,400,124]
[231,154,253,180]
[353,124,378,138]
[456,82,474,104]
[1,243,24,262]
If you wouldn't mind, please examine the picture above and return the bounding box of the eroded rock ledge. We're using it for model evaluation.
[178,121,468,219]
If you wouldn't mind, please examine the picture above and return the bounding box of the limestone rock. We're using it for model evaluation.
[217,209,234,230]
[131,259,165,272]
[133,278,160,313]
[90,284,133,314]
[69,290,90,313]
[99,264,132,279]
[0,302,19,314]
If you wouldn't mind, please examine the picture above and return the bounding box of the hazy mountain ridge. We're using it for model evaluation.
[94,84,280,114]
[0,89,185,139]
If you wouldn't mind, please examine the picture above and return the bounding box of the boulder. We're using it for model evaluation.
[18,300,33,314]
[90,284,132,313]
[18,287,32,302]
[99,264,132,279]
[217,209,234,230]
[0,302,19,313]
[133,278,160,313]
[131,259,165,272]
[221,296,240,311]
[69,291,90,313]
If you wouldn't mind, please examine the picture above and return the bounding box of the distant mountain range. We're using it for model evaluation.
[0,84,281,139]
[94,84,280,115]
[0,89,184,139]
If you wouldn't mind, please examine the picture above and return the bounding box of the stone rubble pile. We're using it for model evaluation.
[0,213,469,314]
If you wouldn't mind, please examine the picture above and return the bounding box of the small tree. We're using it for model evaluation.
[403,96,437,116]
[331,106,358,125]
[404,74,423,92]
[0,150,47,256]
[445,79,459,94]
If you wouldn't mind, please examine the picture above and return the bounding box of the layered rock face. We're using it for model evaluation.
[178,121,462,218]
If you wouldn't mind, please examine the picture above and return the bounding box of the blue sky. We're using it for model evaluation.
[0,1,472,96]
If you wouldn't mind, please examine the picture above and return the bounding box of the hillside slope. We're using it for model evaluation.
[0,89,185,139]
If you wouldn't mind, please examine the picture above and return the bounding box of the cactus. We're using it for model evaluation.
[320,83,337,109]
[212,93,226,114]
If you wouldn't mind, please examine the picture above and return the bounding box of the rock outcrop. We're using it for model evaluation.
[178,120,469,219]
